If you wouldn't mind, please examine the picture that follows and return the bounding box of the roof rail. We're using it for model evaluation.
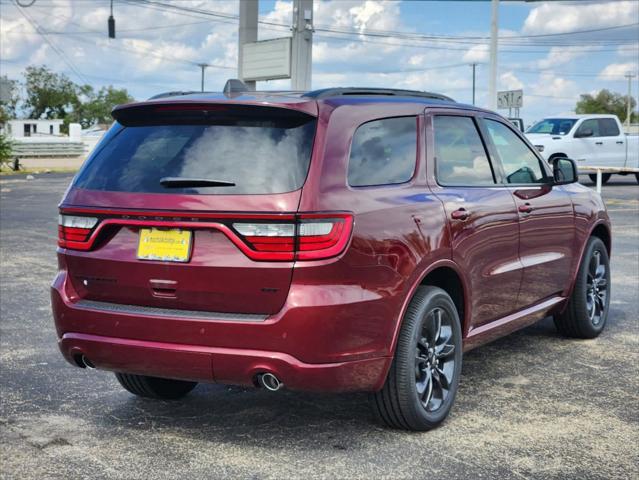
[303,88,455,102]
[147,91,200,100]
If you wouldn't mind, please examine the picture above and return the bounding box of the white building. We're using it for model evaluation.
[5,119,64,138]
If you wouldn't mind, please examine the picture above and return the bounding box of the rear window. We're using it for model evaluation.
[73,107,316,195]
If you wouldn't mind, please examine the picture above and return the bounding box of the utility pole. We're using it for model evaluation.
[197,63,209,92]
[625,71,636,128]
[471,63,477,105]
[290,0,313,91]
[238,0,258,91]
[488,0,499,110]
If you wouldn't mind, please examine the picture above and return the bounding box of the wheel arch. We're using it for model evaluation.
[560,220,611,307]
[387,260,470,361]
[590,222,611,255]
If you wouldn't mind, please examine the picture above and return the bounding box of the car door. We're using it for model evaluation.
[427,113,522,328]
[572,118,602,167]
[598,117,626,166]
[481,117,575,309]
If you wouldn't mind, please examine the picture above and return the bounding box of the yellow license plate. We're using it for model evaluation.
[137,228,192,262]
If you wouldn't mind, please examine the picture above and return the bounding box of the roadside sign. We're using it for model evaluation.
[497,89,523,109]
[241,37,292,82]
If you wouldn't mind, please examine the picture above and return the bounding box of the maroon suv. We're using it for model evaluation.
[51,87,611,430]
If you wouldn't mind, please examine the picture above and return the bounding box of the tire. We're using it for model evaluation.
[635,173,639,184]
[588,173,611,185]
[372,286,463,431]
[554,237,611,339]
[115,373,197,399]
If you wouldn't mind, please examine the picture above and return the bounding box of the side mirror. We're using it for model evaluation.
[575,128,593,138]
[551,157,578,185]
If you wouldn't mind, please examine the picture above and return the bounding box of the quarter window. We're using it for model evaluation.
[485,119,546,184]
[434,116,495,185]
[347,117,417,187]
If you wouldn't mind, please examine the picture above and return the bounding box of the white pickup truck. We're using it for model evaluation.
[525,114,639,184]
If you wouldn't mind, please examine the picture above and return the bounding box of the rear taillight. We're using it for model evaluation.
[232,214,353,261]
[58,215,98,250]
[57,209,352,261]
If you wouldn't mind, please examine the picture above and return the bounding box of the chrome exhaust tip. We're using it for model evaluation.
[81,355,95,369]
[258,372,282,391]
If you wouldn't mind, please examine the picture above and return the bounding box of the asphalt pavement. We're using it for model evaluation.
[1,173,637,480]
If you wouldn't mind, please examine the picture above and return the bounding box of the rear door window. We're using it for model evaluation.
[599,118,620,136]
[73,109,316,195]
[434,115,496,186]
[347,116,417,187]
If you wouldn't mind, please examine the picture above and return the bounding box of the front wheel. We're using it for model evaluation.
[554,237,610,338]
[372,286,462,431]
[588,173,611,185]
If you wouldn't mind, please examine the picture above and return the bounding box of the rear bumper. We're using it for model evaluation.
[52,270,396,392]
[58,332,389,392]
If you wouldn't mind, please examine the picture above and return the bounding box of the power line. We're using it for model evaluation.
[13,1,89,84]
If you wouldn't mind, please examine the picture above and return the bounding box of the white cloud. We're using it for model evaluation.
[500,71,523,91]
[463,45,489,63]
[599,62,638,79]
[537,46,596,69]
[522,1,639,34]
[531,72,578,100]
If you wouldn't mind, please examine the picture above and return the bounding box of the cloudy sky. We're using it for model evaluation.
[1,0,638,124]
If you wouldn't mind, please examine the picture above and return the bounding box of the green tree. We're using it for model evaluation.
[0,133,13,165]
[22,65,78,121]
[0,76,20,125]
[71,85,133,128]
[575,89,637,123]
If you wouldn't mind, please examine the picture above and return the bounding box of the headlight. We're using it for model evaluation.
[534,145,545,152]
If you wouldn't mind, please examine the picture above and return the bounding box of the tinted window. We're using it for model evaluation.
[599,118,620,137]
[347,117,417,187]
[485,119,546,184]
[526,118,577,135]
[73,116,316,195]
[576,119,600,137]
[434,116,495,185]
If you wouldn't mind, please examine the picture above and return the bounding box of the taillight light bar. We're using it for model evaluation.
[58,215,98,250]
[232,214,353,261]
[57,211,353,261]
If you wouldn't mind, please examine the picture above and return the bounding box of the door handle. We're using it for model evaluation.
[518,203,533,214]
[451,208,470,220]
[595,142,603,145]
[616,141,624,144]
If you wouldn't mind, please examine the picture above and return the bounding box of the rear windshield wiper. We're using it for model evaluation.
[159,177,236,188]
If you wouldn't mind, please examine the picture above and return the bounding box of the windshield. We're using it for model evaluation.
[526,118,577,136]
[73,113,316,195]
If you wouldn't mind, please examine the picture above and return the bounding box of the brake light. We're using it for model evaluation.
[232,214,353,261]
[58,215,98,249]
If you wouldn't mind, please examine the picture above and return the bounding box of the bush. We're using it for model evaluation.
[0,133,13,164]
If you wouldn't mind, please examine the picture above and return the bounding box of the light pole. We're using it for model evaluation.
[471,63,477,105]
[488,0,499,109]
[197,63,209,92]
[625,72,636,128]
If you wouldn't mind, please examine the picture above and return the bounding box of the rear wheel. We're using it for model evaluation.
[588,173,611,185]
[554,237,610,338]
[635,173,639,184]
[115,373,197,399]
[372,286,462,431]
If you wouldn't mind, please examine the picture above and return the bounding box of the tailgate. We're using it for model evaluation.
[58,102,317,315]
